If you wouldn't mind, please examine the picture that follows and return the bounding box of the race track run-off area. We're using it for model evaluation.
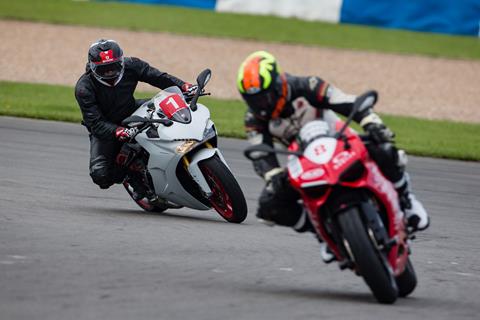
[0,117,479,320]
[1,20,480,123]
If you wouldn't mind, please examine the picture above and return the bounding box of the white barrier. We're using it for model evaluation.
[215,0,342,23]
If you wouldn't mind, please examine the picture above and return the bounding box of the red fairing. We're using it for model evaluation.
[158,93,188,119]
[364,161,408,274]
[286,120,408,275]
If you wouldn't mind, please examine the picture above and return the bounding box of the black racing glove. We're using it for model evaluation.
[364,123,395,144]
[360,112,395,144]
[264,167,288,194]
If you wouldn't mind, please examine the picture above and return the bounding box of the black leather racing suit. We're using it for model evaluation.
[245,73,406,229]
[75,57,186,188]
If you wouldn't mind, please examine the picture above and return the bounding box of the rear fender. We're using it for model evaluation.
[188,148,229,196]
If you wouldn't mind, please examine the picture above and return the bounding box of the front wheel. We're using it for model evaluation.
[396,257,417,297]
[338,207,398,304]
[199,155,247,223]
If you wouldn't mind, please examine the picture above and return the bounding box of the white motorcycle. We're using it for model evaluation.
[120,69,247,223]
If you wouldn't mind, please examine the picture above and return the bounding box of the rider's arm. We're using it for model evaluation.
[245,110,281,179]
[296,75,393,142]
[293,75,375,123]
[131,57,186,89]
[75,78,118,140]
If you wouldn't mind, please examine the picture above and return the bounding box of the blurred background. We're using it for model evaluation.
[1,0,479,159]
[1,2,480,320]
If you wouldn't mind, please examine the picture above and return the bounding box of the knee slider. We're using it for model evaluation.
[257,201,303,227]
[90,169,113,189]
[90,158,113,189]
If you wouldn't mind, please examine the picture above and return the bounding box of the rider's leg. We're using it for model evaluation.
[89,135,122,189]
[126,157,158,202]
[257,174,335,263]
[256,172,304,227]
[366,143,429,231]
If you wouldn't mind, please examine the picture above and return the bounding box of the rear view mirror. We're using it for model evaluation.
[354,90,378,113]
[244,144,275,161]
[191,69,212,111]
[244,143,302,160]
[196,68,212,89]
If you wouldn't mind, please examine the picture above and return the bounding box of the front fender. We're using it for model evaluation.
[188,148,229,196]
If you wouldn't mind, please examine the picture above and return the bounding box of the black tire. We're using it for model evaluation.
[199,155,247,223]
[338,207,398,304]
[396,258,417,297]
[123,181,167,213]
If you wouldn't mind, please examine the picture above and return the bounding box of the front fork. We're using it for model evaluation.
[181,142,230,197]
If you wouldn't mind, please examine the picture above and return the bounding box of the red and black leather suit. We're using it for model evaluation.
[245,73,406,229]
[75,57,187,188]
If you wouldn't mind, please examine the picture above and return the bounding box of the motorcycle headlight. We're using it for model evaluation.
[339,161,365,182]
[203,124,216,140]
[302,184,329,198]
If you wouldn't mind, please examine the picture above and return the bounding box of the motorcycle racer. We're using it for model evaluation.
[237,51,429,261]
[75,39,196,203]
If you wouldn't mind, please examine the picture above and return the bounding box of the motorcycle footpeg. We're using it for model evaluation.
[338,259,353,270]
[166,202,183,209]
[383,237,398,250]
[151,197,183,209]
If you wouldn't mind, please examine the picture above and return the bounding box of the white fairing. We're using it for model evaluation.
[188,148,230,196]
[130,86,231,210]
[287,155,303,179]
[304,138,338,165]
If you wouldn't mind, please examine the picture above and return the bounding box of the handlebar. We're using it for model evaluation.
[184,91,211,103]
[121,115,173,127]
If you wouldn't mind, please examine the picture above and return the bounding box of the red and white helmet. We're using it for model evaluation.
[88,39,124,85]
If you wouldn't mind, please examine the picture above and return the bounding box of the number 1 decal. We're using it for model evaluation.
[166,96,181,110]
[158,93,188,118]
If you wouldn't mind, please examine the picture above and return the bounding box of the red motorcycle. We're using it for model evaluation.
[245,93,417,304]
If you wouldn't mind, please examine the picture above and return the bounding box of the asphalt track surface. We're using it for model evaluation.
[1,116,479,320]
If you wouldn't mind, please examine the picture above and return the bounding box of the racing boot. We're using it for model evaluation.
[320,242,336,264]
[128,159,159,204]
[401,193,430,232]
[294,210,336,264]
[127,175,157,203]
[395,173,430,232]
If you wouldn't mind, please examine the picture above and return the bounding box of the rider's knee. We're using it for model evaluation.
[90,170,113,189]
[90,157,113,189]
[257,191,303,227]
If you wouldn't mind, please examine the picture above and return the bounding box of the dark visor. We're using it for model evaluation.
[92,60,123,80]
[243,90,277,115]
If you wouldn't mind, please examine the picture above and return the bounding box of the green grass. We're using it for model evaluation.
[1,81,479,161]
[1,0,479,60]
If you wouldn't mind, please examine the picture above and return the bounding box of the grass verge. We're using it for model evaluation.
[1,81,479,161]
[0,0,479,60]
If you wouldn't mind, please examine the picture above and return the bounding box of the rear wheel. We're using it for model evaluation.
[123,181,167,213]
[199,155,247,223]
[338,207,398,304]
[396,257,417,297]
